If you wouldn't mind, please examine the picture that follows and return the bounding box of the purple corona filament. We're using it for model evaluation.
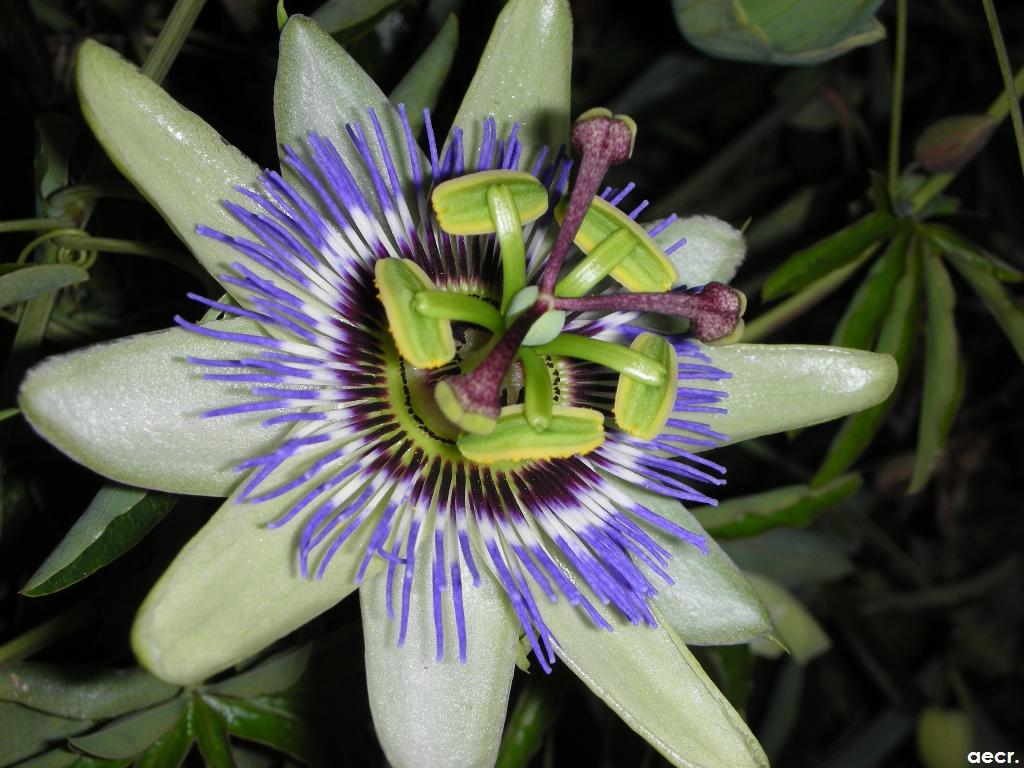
[179,106,733,671]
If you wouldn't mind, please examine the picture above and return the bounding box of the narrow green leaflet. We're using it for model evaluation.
[0,664,178,720]
[207,645,311,699]
[205,696,318,765]
[925,224,1024,282]
[745,574,831,665]
[946,248,1024,364]
[0,265,88,310]
[494,682,562,768]
[133,712,192,768]
[310,0,406,36]
[831,233,908,349]
[814,248,921,484]
[191,695,235,768]
[452,0,571,163]
[762,213,899,300]
[389,14,458,136]
[722,530,853,588]
[68,697,186,760]
[909,253,963,493]
[22,485,177,596]
[694,474,861,540]
[0,702,91,766]
[7,749,77,768]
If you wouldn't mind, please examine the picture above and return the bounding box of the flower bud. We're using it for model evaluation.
[914,114,999,174]
[672,0,886,66]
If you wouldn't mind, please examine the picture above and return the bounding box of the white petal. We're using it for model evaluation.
[654,215,746,287]
[701,344,898,447]
[19,318,284,497]
[361,555,518,768]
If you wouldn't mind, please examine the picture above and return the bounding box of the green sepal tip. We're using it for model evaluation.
[375,258,455,369]
[555,196,677,295]
[614,332,678,440]
[431,170,549,236]
[457,405,605,464]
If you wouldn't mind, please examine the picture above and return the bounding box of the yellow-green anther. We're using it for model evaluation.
[431,170,549,236]
[534,334,665,386]
[554,228,633,297]
[516,348,554,431]
[414,290,505,335]
[614,333,678,439]
[375,258,455,369]
[555,196,677,294]
[486,185,526,314]
[457,405,605,464]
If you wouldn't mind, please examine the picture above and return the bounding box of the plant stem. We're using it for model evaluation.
[0,604,92,668]
[141,0,208,85]
[0,218,70,234]
[910,64,1024,212]
[741,254,871,342]
[980,0,1024,182]
[887,0,908,191]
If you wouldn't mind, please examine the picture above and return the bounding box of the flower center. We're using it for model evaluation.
[376,109,746,465]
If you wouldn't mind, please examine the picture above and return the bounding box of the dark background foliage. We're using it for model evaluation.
[1,1,1023,766]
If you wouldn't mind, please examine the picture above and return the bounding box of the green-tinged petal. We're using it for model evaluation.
[699,344,898,447]
[745,573,831,665]
[360,553,519,768]
[132,439,377,684]
[275,15,418,201]
[539,587,768,767]
[652,215,746,287]
[452,0,571,161]
[608,478,771,645]
[18,318,286,497]
[75,41,260,287]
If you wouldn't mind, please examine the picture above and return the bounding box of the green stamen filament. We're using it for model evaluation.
[414,290,505,334]
[554,228,632,297]
[516,347,554,431]
[487,185,527,314]
[534,334,665,386]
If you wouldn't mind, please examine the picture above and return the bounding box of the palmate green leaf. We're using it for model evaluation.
[814,247,921,484]
[924,224,1024,282]
[452,0,571,164]
[133,711,191,768]
[946,248,1024,364]
[205,696,318,765]
[191,695,234,768]
[722,530,853,588]
[538,592,768,767]
[68,697,185,760]
[909,253,963,494]
[8,749,76,768]
[762,212,900,300]
[745,574,831,665]
[694,474,862,540]
[0,664,178,720]
[207,645,310,699]
[389,14,458,136]
[0,265,88,310]
[0,702,91,766]
[22,485,177,596]
[310,0,406,36]
[831,232,908,349]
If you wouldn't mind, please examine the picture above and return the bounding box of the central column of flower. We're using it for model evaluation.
[376,109,746,464]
